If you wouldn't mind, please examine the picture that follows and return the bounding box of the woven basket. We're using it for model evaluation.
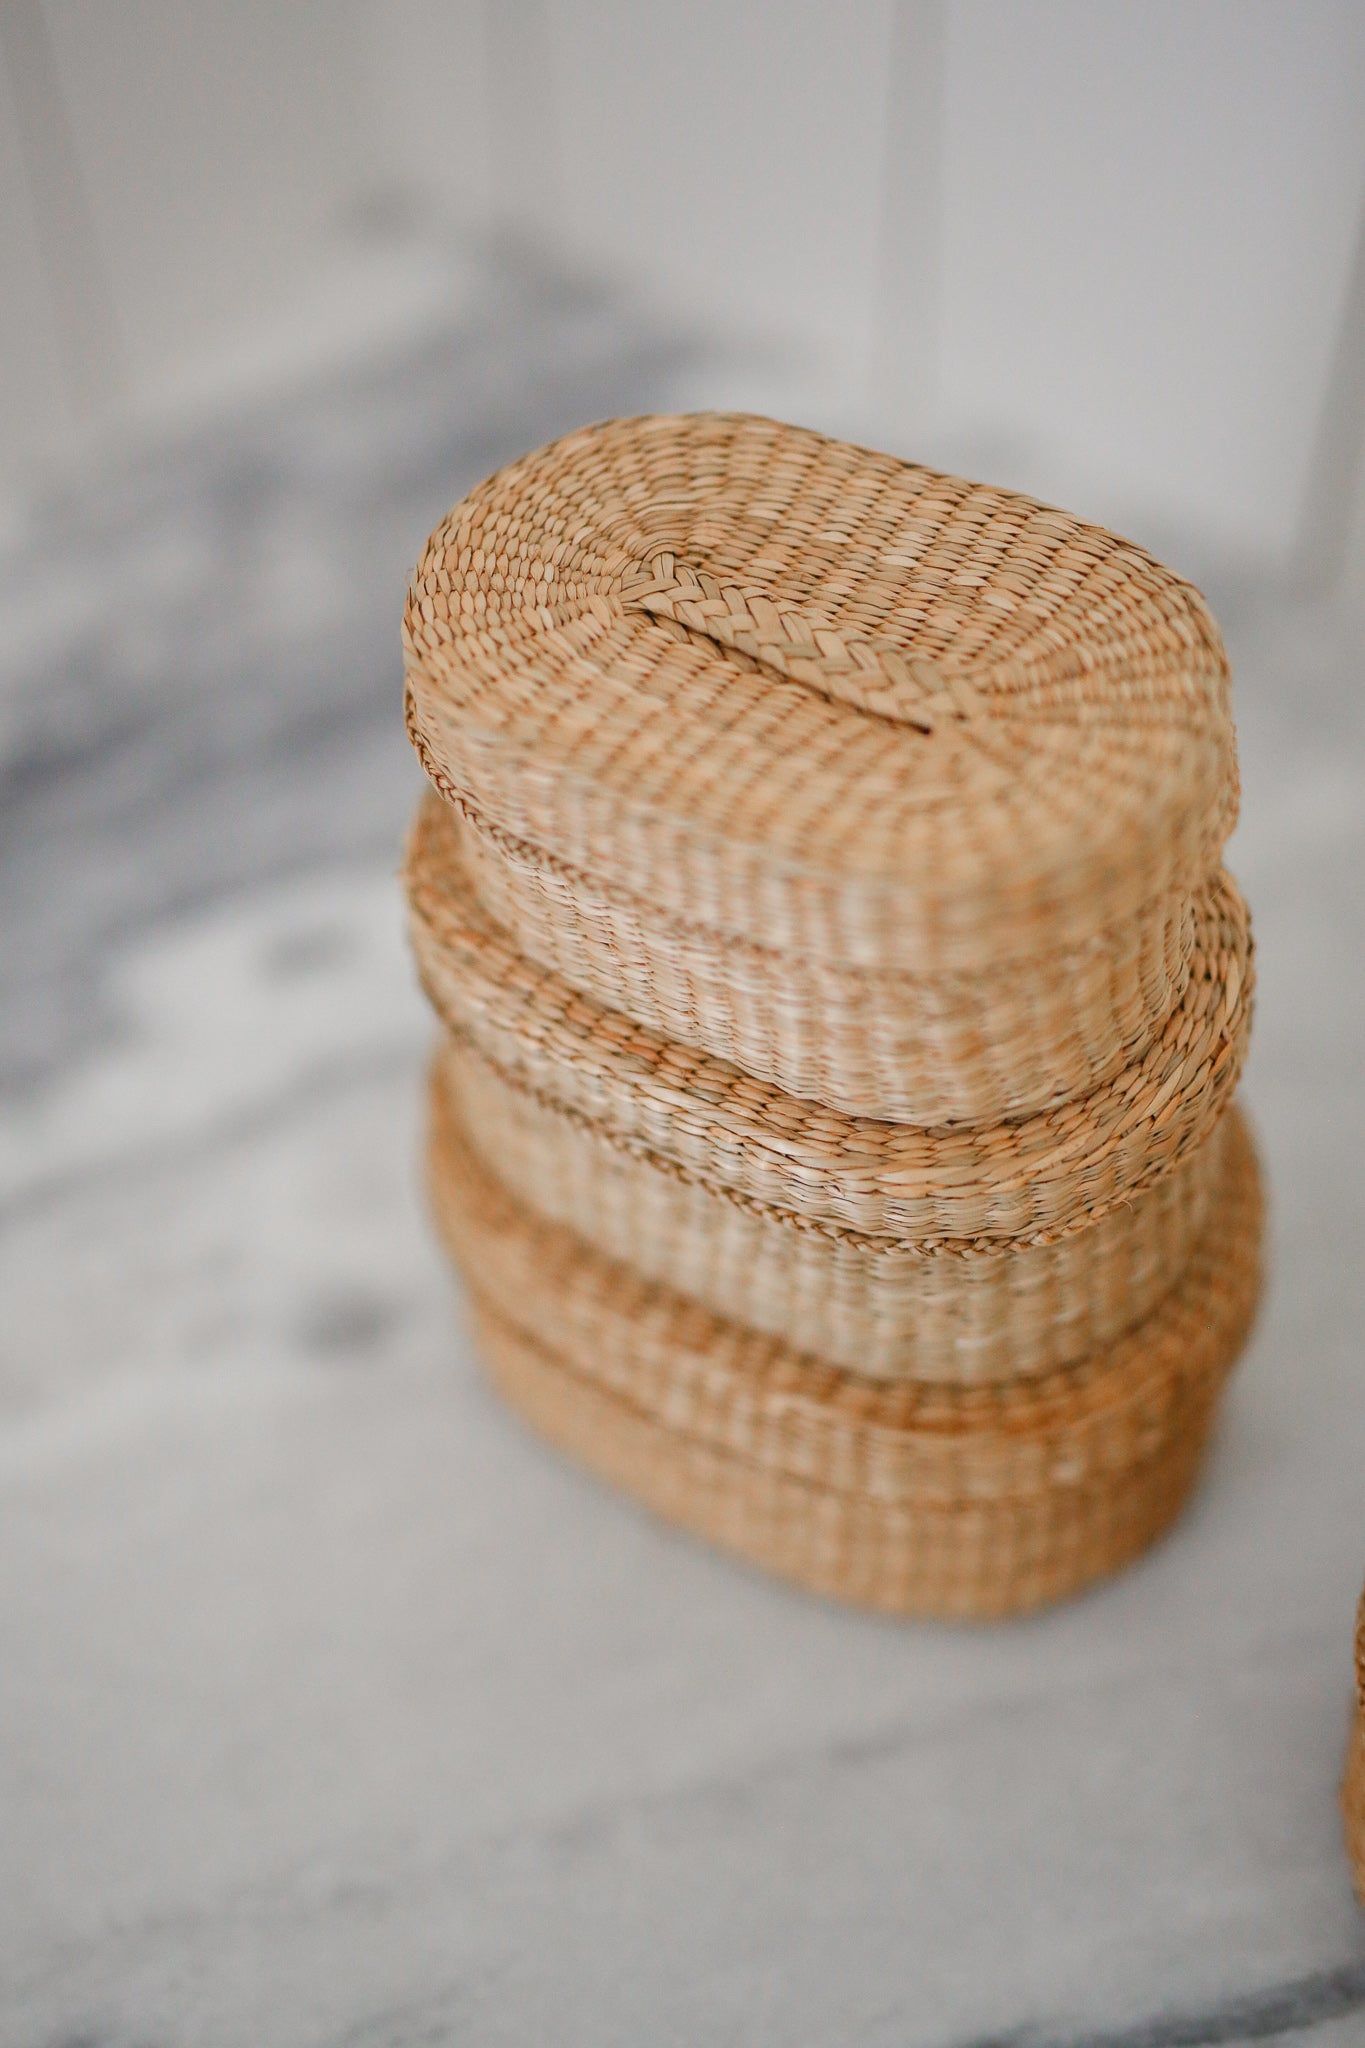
[1348,1710,1365,1910]
[405,790,1253,1248]
[438,1031,1231,1383]
[1346,1594,1365,1908]
[404,414,1239,1124]
[449,793,1193,1126]
[428,1073,1263,1618]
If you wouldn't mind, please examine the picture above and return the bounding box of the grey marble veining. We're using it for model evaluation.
[3,249,1365,2048]
[0,248,707,1101]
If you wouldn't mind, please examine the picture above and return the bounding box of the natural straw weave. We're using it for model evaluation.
[404,414,1239,1124]
[449,794,1193,1126]
[1346,1716,1365,1907]
[1345,1593,1365,1909]
[428,1071,1263,1618]
[405,790,1253,1249]
[439,1028,1230,1381]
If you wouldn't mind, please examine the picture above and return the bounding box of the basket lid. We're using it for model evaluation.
[404,414,1237,968]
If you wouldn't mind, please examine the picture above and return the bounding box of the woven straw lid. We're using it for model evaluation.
[405,413,1238,974]
[405,792,1253,1244]
[429,1079,1263,1617]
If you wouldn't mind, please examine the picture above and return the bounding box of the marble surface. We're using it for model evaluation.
[3,253,1365,2048]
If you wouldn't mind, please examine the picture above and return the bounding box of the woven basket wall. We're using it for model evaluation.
[427,1063,1263,1619]
[450,792,1193,1126]
[404,414,1241,1129]
[405,792,1252,1249]
[437,1032,1229,1383]
[1346,1590,1365,1908]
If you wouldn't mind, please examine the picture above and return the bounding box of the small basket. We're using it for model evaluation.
[404,414,1240,1126]
[428,1072,1263,1619]
[405,790,1254,1247]
[451,793,1194,1126]
[438,1030,1231,1383]
[1345,1593,1365,1908]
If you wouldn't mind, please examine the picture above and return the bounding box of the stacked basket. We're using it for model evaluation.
[1345,1587,1365,1906]
[403,412,1263,1618]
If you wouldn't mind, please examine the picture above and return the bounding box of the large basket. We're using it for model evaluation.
[427,1071,1264,1619]
[405,790,1254,1247]
[404,414,1239,1124]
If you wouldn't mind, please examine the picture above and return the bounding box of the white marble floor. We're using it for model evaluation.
[3,255,1365,2047]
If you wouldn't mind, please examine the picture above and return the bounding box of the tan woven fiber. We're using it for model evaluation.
[428,1064,1261,1496]
[403,414,1238,988]
[1345,1707,1365,1910]
[1346,1593,1365,1909]
[438,1031,1231,1384]
[474,1306,1218,1618]
[450,791,1193,1126]
[405,790,1254,1245]
[428,1082,1263,1618]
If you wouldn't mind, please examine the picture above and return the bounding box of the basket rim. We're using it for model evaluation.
[404,412,1238,952]
[429,1067,1262,1480]
[405,789,1255,1242]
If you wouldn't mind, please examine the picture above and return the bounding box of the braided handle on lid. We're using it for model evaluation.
[619,554,981,732]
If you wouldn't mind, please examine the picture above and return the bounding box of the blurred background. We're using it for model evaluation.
[4,0,1365,581]
[4,7,1365,2046]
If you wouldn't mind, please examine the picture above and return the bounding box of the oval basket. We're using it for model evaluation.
[428,1075,1264,1620]
[451,793,1194,1127]
[404,415,1239,1122]
[1346,1590,1365,1909]
[405,791,1254,1247]
[437,1030,1231,1385]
